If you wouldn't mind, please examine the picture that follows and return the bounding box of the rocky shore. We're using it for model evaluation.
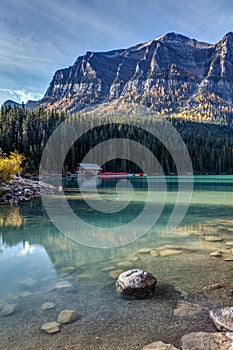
[143,331,233,349]
[114,269,233,349]
[0,176,56,205]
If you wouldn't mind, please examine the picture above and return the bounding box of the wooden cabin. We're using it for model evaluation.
[77,163,102,176]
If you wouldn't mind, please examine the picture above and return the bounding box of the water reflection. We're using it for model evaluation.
[0,176,233,350]
[0,206,24,227]
[0,176,233,283]
[0,200,232,271]
[77,175,102,189]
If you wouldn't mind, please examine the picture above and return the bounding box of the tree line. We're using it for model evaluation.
[0,105,233,175]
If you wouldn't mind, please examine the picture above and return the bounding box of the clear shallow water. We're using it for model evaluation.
[0,176,233,349]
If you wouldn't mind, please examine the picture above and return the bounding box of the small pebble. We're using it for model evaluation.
[137,248,151,254]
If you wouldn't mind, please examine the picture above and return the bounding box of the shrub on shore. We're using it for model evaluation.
[0,152,24,183]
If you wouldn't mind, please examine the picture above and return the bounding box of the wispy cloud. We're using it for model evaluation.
[0,88,43,104]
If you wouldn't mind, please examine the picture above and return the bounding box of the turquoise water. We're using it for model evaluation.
[0,176,233,349]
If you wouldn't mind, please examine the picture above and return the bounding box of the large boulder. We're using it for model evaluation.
[116,269,157,299]
[181,332,232,350]
[209,307,233,331]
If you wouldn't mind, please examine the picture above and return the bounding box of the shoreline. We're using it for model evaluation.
[0,176,56,205]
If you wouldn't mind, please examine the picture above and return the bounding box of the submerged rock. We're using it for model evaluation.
[60,266,77,274]
[150,249,159,257]
[20,278,36,287]
[116,269,157,299]
[55,280,73,289]
[101,266,116,272]
[137,248,151,254]
[173,300,203,317]
[109,269,124,279]
[76,273,92,279]
[181,332,232,350]
[142,341,179,349]
[225,241,233,246]
[204,236,223,242]
[129,255,139,262]
[116,262,133,268]
[41,302,56,310]
[159,249,182,257]
[209,251,223,258]
[0,303,17,316]
[18,291,33,297]
[57,309,77,324]
[41,321,60,334]
[210,307,233,331]
[163,245,184,250]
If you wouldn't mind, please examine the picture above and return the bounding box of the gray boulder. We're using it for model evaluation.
[116,269,157,299]
[181,331,232,350]
[57,309,77,324]
[210,307,233,332]
[0,303,17,317]
[41,322,60,334]
[41,302,56,310]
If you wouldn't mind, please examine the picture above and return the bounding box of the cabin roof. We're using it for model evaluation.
[79,163,102,170]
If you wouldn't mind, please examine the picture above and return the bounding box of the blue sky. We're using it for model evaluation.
[0,0,232,105]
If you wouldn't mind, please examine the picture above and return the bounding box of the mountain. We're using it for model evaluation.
[5,32,233,121]
[3,100,22,108]
[3,99,38,110]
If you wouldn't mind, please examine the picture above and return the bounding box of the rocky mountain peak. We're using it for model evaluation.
[5,32,233,120]
[204,31,233,86]
[222,31,233,41]
[217,31,233,50]
[159,32,189,42]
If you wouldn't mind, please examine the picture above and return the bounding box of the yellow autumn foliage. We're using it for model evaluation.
[0,207,24,227]
[0,152,24,183]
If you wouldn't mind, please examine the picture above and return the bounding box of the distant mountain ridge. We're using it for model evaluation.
[3,99,38,109]
[5,32,233,121]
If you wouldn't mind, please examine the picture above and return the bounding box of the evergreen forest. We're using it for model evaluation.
[0,104,233,175]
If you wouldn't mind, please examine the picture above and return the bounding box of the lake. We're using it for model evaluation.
[0,176,233,349]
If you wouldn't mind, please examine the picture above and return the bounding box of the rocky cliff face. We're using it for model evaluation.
[198,33,233,102]
[32,32,233,116]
